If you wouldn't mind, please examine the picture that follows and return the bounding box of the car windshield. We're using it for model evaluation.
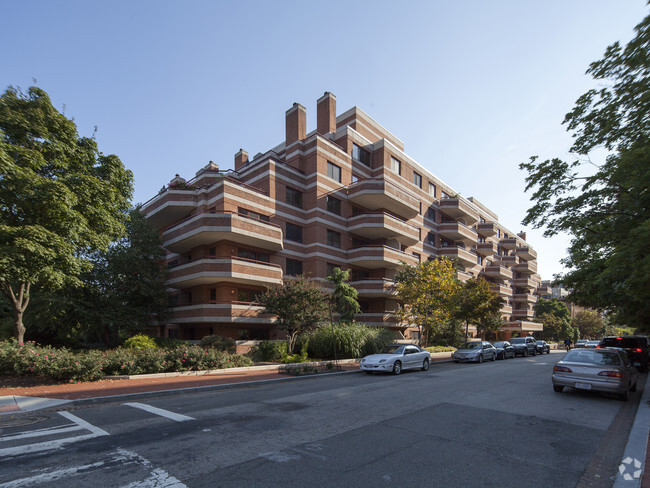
[381,345,405,354]
[493,342,505,347]
[510,338,525,344]
[564,350,621,366]
[459,342,482,350]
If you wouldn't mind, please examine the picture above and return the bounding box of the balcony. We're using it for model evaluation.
[500,237,517,250]
[512,277,537,289]
[515,246,537,260]
[513,293,537,304]
[438,245,478,267]
[349,279,398,297]
[500,304,513,314]
[166,257,283,289]
[438,222,477,245]
[482,265,513,281]
[491,283,512,298]
[356,312,401,328]
[512,261,537,275]
[347,178,420,219]
[142,189,198,229]
[347,246,420,269]
[168,302,269,323]
[347,212,419,246]
[476,221,497,237]
[162,212,283,254]
[535,283,552,295]
[438,197,479,225]
[512,307,535,320]
[494,254,517,267]
[475,242,496,257]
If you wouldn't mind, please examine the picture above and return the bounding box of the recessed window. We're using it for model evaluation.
[327,230,341,248]
[286,223,303,243]
[352,143,371,167]
[238,249,270,262]
[412,252,421,262]
[237,289,260,302]
[327,195,341,215]
[238,207,270,222]
[286,186,303,208]
[326,263,339,277]
[442,190,451,199]
[426,232,436,246]
[428,182,436,197]
[286,258,303,276]
[327,161,341,182]
[209,288,216,301]
[413,171,422,189]
[390,157,401,175]
[426,207,436,221]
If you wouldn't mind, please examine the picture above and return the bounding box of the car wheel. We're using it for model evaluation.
[532,349,537,356]
[421,358,430,371]
[393,361,402,375]
[619,388,630,401]
[631,381,637,392]
[364,371,373,375]
[478,354,483,364]
[547,349,550,354]
[453,359,459,363]
[523,349,528,357]
[491,352,496,361]
[553,385,563,393]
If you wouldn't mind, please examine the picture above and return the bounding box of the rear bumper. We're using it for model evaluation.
[552,374,628,394]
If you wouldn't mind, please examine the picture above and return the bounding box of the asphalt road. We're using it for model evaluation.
[0,350,643,488]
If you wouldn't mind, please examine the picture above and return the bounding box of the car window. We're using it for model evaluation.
[510,338,524,344]
[493,342,504,347]
[565,350,621,366]
[600,337,645,349]
[381,345,405,354]
[460,342,482,349]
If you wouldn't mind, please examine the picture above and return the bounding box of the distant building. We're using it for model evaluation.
[141,92,546,341]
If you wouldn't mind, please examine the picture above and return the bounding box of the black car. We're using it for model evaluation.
[598,336,649,373]
[535,340,551,354]
[492,341,515,359]
[509,336,537,357]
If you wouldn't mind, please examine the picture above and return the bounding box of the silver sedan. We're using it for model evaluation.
[360,344,431,375]
[552,348,638,400]
[452,341,497,363]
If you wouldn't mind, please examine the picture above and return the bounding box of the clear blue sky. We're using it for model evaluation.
[2,0,648,280]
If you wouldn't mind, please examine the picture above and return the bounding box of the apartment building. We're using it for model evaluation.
[141,92,545,342]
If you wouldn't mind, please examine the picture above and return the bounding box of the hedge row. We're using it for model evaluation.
[0,341,252,383]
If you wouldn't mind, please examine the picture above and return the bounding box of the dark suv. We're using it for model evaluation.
[510,336,537,357]
[598,336,648,372]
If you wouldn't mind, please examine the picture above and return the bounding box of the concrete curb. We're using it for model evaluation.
[612,372,650,488]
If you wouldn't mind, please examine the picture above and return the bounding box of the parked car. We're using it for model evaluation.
[552,348,638,400]
[509,336,537,357]
[452,341,497,363]
[575,340,588,348]
[597,336,649,373]
[360,344,431,375]
[535,340,551,354]
[585,340,600,348]
[493,341,515,359]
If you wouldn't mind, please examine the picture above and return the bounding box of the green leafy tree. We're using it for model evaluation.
[0,86,133,343]
[519,12,650,332]
[533,298,572,341]
[326,267,361,322]
[476,313,506,340]
[258,277,327,354]
[395,258,460,346]
[453,278,503,340]
[572,310,606,339]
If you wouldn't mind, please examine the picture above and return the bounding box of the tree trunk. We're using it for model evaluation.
[13,309,25,344]
[2,281,31,344]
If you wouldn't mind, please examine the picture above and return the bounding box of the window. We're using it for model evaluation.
[238,249,270,262]
[426,232,436,246]
[352,143,371,166]
[326,263,339,277]
[351,174,359,183]
[209,247,216,256]
[428,182,436,197]
[413,171,422,188]
[327,195,341,215]
[286,186,303,208]
[327,230,341,248]
[477,255,483,265]
[441,191,450,199]
[327,161,341,182]
[238,207,270,222]
[390,156,401,175]
[426,207,436,221]
[286,223,303,243]
[351,269,370,281]
[286,258,303,276]
[237,289,260,302]
[209,288,216,301]
[412,252,421,262]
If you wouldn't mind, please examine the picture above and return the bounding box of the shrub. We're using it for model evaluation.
[154,337,188,349]
[200,335,236,353]
[257,340,288,361]
[425,346,456,353]
[123,334,158,350]
[304,322,394,359]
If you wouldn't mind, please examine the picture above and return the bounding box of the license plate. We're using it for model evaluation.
[575,382,592,390]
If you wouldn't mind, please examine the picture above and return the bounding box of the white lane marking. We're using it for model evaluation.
[116,449,186,488]
[0,411,109,458]
[58,411,110,436]
[123,402,195,422]
[0,460,108,487]
[0,424,82,442]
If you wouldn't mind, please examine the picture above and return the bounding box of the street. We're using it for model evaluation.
[0,351,643,487]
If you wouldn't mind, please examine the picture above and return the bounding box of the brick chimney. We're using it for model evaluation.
[317,91,336,134]
[285,103,306,146]
[235,149,249,170]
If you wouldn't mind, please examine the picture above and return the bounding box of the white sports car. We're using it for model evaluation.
[360,344,431,375]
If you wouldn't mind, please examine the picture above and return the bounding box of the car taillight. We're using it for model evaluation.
[598,371,623,378]
[635,348,643,352]
[553,365,572,373]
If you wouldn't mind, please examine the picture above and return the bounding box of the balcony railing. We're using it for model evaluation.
[482,265,513,281]
[438,222,478,245]
[500,237,517,250]
[512,261,537,275]
[438,197,479,225]
[475,242,496,257]
[347,245,420,269]
[167,301,268,323]
[347,212,419,245]
[515,246,537,260]
[356,312,401,328]
[166,256,283,289]
[348,278,398,297]
[347,178,420,219]
[512,277,537,289]
[476,221,497,237]
[438,245,478,267]
[162,211,283,253]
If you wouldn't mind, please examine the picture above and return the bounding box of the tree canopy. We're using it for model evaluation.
[453,277,503,340]
[0,86,133,343]
[533,297,573,341]
[326,267,360,323]
[519,11,650,331]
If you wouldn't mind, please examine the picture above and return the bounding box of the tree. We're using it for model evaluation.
[476,313,506,340]
[0,86,133,343]
[395,258,460,346]
[533,298,572,341]
[519,12,650,331]
[572,310,606,339]
[453,278,503,340]
[258,277,327,354]
[326,267,360,322]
